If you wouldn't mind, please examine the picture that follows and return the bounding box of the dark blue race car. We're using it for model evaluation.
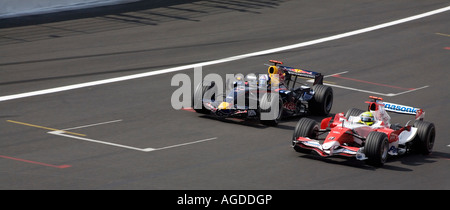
[192,60,333,126]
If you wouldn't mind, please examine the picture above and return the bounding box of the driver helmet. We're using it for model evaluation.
[359,111,374,126]
[258,74,271,87]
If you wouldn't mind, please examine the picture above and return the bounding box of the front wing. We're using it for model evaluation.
[293,137,365,160]
[203,101,258,118]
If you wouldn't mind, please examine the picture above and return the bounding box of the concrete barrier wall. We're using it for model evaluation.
[0,0,138,18]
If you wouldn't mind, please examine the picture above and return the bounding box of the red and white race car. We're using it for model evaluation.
[292,96,435,167]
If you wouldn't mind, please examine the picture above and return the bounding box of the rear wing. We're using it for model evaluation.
[267,60,323,86]
[367,96,425,120]
[383,101,425,120]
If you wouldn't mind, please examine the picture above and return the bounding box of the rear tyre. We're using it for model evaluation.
[192,81,216,114]
[309,85,333,116]
[413,120,435,155]
[364,131,389,167]
[292,118,318,153]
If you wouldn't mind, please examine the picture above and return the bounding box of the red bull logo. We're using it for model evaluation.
[292,68,312,74]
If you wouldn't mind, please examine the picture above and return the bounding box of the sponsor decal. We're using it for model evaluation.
[383,102,418,114]
[280,66,315,76]
[283,102,296,111]
[292,68,312,74]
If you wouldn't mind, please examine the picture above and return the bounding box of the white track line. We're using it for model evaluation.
[306,71,349,82]
[325,83,395,97]
[48,130,218,152]
[324,71,349,78]
[61,119,123,131]
[151,137,218,151]
[0,6,449,102]
[307,71,428,96]
[323,83,429,97]
[388,85,430,96]
[49,130,148,152]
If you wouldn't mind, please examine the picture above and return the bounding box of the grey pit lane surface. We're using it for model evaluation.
[0,0,449,189]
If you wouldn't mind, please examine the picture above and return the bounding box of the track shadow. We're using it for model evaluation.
[395,151,448,166]
[0,40,240,67]
[198,114,268,129]
[0,0,288,45]
[193,112,332,130]
[294,149,448,171]
[0,0,203,28]
[296,153,377,170]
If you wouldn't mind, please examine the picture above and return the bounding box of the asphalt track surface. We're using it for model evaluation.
[0,0,449,190]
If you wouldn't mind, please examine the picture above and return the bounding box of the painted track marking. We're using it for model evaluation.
[149,137,218,152]
[324,83,429,97]
[48,130,217,152]
[307,71,429,96]
[7,120,86,136]
[436,32,450,37]
[331,74,415,90]
[49,130,149,152]
[7,118,217,152]
[0,6,449,102]
[61,119,123,131]
[0,155,71,168]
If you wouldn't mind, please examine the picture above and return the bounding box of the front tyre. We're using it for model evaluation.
[292,118,318,153]
[192,81,216,114]
[259,93,283,126]
[364,131,389,167]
